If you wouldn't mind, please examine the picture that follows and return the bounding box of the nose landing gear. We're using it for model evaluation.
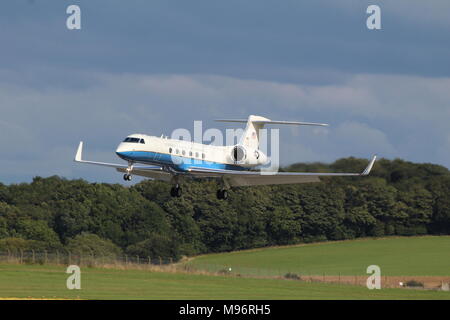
[123,162,133,182]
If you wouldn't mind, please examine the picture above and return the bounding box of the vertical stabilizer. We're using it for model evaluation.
[239,115,271,149]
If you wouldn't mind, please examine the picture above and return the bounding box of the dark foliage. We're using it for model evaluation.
[0,158,448,260]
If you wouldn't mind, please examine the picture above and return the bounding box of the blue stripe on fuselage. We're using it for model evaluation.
[116,151,247,171]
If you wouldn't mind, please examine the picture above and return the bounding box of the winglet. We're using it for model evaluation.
[361,155,377,176]
[75,141,83,162]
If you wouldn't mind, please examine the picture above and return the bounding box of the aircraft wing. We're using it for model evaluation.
[74,142,170,180]
[187,156,377,187]
[115,167,172,182]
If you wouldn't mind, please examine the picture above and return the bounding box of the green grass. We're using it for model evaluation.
[0,236,449,299]
[187,236,450,276]
[0,264,449,299]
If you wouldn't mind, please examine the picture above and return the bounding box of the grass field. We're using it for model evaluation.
[0,236,449,299]
[187,236,450,277]
[0,264,449,300]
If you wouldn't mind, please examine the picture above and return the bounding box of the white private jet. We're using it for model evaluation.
[74,115,376,199]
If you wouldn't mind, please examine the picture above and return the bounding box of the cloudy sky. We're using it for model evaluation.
[0,0,449,183]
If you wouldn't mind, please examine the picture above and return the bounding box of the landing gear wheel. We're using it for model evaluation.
[170,185,182,198]
[123,174,132,181]
[217,189,228,200]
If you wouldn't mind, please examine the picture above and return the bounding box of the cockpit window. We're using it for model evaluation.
[140,139,145,144]
[123,137,141,143]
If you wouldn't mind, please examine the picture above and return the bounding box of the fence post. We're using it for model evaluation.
[32,249,35,264]
[20,250,24,264]
[125,254,128,266]
[56,250,59,265]
[159,256,162,266]
[68,251,71,265]
[148,256,151,265]
[137,255,139,265]
[44,250,47,264]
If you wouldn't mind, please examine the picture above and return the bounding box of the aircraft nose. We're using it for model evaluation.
[115,143,127,155]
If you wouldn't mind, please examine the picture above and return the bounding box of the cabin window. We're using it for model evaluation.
[182,150,186,156]
[169,148,172,153]
[202,153,205,159]
[195,152,199,158]
[189,151,192,157]
[123,137,140,143]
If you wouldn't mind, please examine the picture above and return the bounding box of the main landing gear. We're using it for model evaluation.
[216,178,230,200]
[216,189,228,200]
[170,184,182,198]
[123,174,132,181]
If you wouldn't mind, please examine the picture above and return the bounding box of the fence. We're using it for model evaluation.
[1,251,448,290]
[182,263,450,290]
[0,250,174,268]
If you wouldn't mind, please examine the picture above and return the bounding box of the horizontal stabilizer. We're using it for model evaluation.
[215,119,328,127]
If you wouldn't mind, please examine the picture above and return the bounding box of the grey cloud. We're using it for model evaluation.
[0,70,448,183]
[0,0,449,82]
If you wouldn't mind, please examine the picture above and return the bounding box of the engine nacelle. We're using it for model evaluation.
[231,145,246,162]
[229,145,268,167]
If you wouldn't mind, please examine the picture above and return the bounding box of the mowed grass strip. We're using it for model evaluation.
[0,264,449,300]
[188,236,450,276]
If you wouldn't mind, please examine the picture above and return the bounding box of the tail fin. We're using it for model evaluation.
[240,115,271,149]
[215,115,328,149]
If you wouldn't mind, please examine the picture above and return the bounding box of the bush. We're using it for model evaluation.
[284,272,301,280]
[217,268,232,275]
[125,233,181,261]
[66,233,123,259]
[0,237,48,253]
[15,220,62,249]
[405,280,424,287]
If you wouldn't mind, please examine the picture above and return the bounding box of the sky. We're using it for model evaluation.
[0,0,449,183]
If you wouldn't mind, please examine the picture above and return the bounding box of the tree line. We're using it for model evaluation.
[0,157,449,261]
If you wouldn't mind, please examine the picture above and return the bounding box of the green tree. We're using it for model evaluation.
[267,207,302,245]
[125,233,181,261]
[0,237,48,253]
[66,233,122,258]
[15,219,61,249]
